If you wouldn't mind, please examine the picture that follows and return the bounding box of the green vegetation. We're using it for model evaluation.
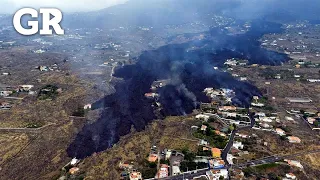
[265,173,282,180]
[257,96,268,104]
[160,159,170,165]
[180,149,207,171]
[180,162,207,172]
[243,163,291,179]
[280,126,291,133]
[197,146,211,156]
[25,122,43,128]
[140,160,157,179]
[193,125,228,149]
[243,163,280,177]
[228,124,236,133]
[201,106,217,113]
[314,121,320,127]
[146,161,157,169]
[182,149,196,162]
[141,168,158,179]
[236,109,248,114]
[72,106,86,117]
[202,107,217,112]
[227,115,250,122]
[208,116,216,123]
[254,163,279,171]
[259,68,294,80]
[263,106,275,112]
[38,85,59,100]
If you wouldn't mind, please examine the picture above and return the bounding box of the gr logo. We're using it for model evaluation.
[13,8,64,35]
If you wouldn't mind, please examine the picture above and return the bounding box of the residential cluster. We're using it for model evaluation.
[0,85,35,110]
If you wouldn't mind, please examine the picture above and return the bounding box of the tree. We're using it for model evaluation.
[280,135,287,141]
[208,116,216,122]
[148,162,157,168]
[314,121,319,127]
[228,124,235,132]
[72,106,85,117]
[160,159,170,165]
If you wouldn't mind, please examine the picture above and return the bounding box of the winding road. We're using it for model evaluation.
[154,110,320,180]
[221,110,255,165]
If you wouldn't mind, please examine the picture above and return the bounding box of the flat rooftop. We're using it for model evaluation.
[286,97,312,103]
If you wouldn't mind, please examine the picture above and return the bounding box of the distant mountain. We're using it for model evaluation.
[62,0,240,29]
[63,0,320,29]
[1,0,319,30]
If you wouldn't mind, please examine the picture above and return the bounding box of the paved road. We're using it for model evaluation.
[150,148,320,180]
[221,110,255,165]
[234,149,320,168]
[203,113,228,126]
[0,123,56,133]
[149,169,208,180]
[153,110,320,180]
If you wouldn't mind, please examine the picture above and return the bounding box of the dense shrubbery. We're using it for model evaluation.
[25,122,43,128]
[196,146,211,156]
[180,161,208,171]
[141,168,158,179]
[193,125,228,149]
[259,68,294,80]
[38,85,59,100]
[141,160,158,179]
[72,106,85,117]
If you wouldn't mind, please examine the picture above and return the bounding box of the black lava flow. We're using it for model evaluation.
[67,21,290,158]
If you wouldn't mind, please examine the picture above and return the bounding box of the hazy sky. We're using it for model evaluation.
[0,0,128,14]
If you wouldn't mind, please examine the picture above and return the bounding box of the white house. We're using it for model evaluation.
[206,169,228,180]
[287,136,301,143]
[233,141,244,150]
[251,102,265,107]
[172,166,181,176]
[84,104,92,110]
[285,173,297,179]
[284,159,303,169]
[307,79,320,83]
[196,114,211,121]
[275,128,286,136]
[260,123,270,128]
[285,116,295,121]
[199,139,209,146]
[0,91,13,97]
[70,158,80,166]
[260,117,273,123]
[255,112,266,117]
[307,117,316,124]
